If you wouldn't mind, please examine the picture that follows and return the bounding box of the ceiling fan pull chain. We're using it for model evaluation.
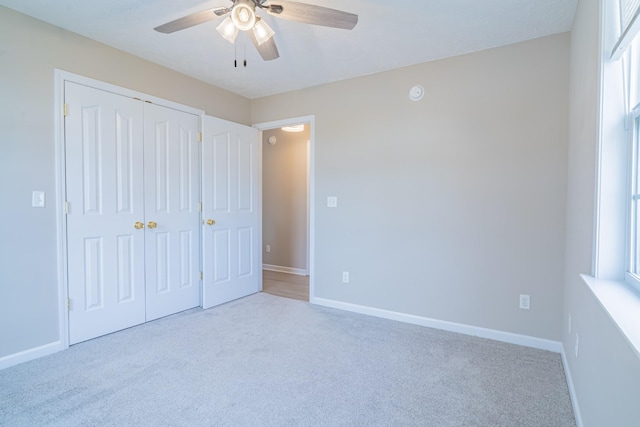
[234,41,237,68]
[244,40,247,67]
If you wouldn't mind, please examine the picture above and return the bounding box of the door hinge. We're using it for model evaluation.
[198,202,202,212]
[199,272,203,281]
[64,201,70,214]
[63,103,69,117]
[198,132,202,142]
[67,298,71,311]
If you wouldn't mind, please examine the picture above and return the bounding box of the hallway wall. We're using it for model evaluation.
[262,127,310,272]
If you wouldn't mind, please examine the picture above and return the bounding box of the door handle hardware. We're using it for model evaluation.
[134,222,144,229]
[206,219,216,226]
[148,221,158,229]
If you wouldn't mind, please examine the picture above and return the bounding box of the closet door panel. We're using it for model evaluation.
[65,82,146,344]
[202,116,261,309]
[144,103,201,321]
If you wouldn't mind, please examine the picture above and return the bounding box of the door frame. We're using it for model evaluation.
[54,70,205,350]
[253,116,316,302]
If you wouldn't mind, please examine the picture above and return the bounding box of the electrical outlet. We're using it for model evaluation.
[575,334,580,358]
[327,196,338,208]
[568,314,572,334]
[342,272,349,283]
[266,244,271,253]
[519,294,530,310]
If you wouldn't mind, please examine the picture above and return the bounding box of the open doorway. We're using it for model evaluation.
[254,117,314,302]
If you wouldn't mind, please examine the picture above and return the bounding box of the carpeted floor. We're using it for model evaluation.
[0,292,575,426]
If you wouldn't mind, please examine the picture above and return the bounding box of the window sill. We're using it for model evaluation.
[580,274,640,358]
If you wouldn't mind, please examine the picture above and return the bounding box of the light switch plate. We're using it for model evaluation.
[32,191,45,208]
[327,196,338,208]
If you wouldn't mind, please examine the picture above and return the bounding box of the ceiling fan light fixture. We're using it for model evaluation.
[231,0,256,31]
[216,16,239,43]
[252,18,275,46]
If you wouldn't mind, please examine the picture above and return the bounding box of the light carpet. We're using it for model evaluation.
[0,292,575,426]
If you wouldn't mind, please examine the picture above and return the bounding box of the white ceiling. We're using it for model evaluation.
[0,0,578,99]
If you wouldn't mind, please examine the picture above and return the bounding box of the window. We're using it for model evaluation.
[623,14,640,292]
[627,110,640,288]
[581,0,640,360]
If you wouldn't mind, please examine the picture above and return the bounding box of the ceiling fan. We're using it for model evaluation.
[154,0,358,61]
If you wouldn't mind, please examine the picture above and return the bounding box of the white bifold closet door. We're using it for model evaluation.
[143,103,200,322]
[65,82,200,344]
[202,116,261,308]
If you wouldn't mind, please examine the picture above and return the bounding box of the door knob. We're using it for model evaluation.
[147,221,158,229]
[134,222,144,229]
[206,219,216,226]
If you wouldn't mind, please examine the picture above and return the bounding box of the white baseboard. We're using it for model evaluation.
[0,340,64,370]
[263,264,308,276]
[560,345,584,427]
[312,297,563,353]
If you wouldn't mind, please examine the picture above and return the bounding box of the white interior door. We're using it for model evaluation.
[144,103,201,321]
[202,116,261,308]
[65,82,146,344]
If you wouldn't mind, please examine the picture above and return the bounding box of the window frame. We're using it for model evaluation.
[626,110,640,293]
[625,41,640,293]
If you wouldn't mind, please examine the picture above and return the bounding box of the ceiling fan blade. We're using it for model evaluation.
[249,31,280,61]
[266,0,358,30]
[154,7,230,34]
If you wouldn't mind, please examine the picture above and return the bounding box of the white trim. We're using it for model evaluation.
[54,70,204,116]
[253,115,316,300]
[581,274,640,358]
[306,139,311,275]
[263,264,308,276]
[54,70,70,351]
[626,112,637,284]
[593,0,608,277]
[561,345,585,427]
[313,297,563,353]
[309,119,315,300]
[257,127,264,291]
[625,271,640,293]
[0,341,64,370]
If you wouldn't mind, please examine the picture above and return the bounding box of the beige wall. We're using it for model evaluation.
[262,127,309,271]
[562,0,640,425]
[0,6,250,359]
[252,34,570,341]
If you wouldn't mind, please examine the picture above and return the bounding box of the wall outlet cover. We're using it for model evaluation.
[32,191,45,208]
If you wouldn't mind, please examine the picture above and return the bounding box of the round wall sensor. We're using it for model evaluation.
[409,85,425,101]
[268,136,277,145]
